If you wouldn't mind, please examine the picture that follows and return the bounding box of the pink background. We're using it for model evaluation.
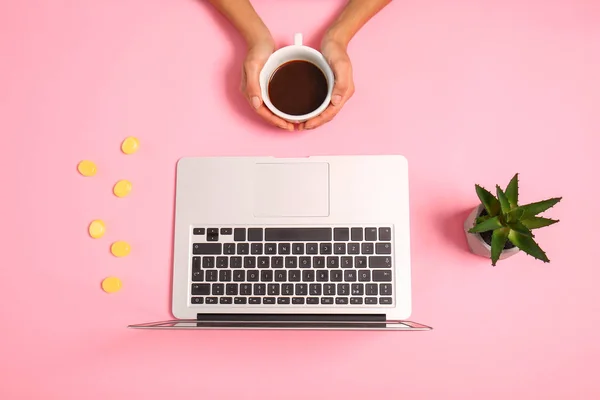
[1,0,599,398]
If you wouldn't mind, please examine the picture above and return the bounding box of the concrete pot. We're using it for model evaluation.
[463,204,520,261]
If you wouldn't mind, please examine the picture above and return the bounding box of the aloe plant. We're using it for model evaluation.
[468,173,561,266]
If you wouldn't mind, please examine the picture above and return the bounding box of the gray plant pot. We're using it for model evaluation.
[463,204,520,260]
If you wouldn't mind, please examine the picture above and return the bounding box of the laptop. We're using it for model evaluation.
[129,155,431,330]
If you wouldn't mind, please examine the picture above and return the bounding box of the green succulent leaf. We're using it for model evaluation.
[515,197,562,218]
[475,185,501,216]
[506,208,525,223]
[490,228,509,266]
[521,216,559,230]
[505,173,519,209]
[496,185,511,214]
[508,230,550,263]
[475,215,491,225]
[469,216,503,233]
[507,221,534,237]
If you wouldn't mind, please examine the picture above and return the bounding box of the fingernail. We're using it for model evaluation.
[332,95,342,105]
[251,96,261,109]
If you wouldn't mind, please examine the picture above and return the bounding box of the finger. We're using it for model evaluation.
[304,105,338,129]
[242,60,266,111]
[255,104,294,131]
[330,59,353,106]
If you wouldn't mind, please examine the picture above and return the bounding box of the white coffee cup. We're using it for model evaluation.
[259,33,334,123]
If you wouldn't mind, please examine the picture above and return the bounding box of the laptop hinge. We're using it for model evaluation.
[195,313,387,328]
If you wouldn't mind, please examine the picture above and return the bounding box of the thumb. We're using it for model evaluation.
[243,61,264,110]
[330,59,352,106]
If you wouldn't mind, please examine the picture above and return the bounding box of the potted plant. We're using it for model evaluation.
[463,173,562,266]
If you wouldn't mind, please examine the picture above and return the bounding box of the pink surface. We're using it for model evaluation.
[1,0,599,398]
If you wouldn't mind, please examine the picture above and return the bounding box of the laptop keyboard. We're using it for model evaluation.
[189,226,394,307]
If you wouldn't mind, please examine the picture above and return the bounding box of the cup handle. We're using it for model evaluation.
[294,33,303,46]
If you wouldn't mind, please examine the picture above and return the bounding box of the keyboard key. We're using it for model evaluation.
[192,270,204,282]
[233,270,245,281]
[224,243,236,255]
[351,283,364,295]
[358,270,371,282]
[265,244,277,254]
[350,297,363,305]
[191,297,204,304]
[237,243,249,255]
[299,257,311,268]
[379,227,392,241]
[324,284,335,295]
[220,228,232,235]
[307,297,319,304]
[321,297,334,305]
[258,257,270,268]
[206,297,218,304]
[212,283,224,295]
[365,228,378,241]
[278,243,291,254]
[253,283,266,295]
[226,283,238,295]
[361,243,374,254]
[376,243,392,255]
[289,270,301,282]
[327,256,339,268]
[344,270,357,282]
[306,243,319,254]
[234,297,247,304]
[263,297,275,304]
[320,243,332,254]
[265,228,332,241]
[234,228,246,241]
[380,284,393,295]
[249,297,261,304]
[261,270,273,282]
[355,256,367,268]
[251,243,263,255]
[295,283,308,295]
[277,297,290,304]
[240,284,252,295]
[244,256,256,268]
[302,270,315,282]
[192,256,201,269]
[220,297,232,304]
[207,228,219,242]
[193,228,205,235]
[370,256,392,268]
[365,297,378,305]
[202,256,215,268]
[373,270,392,282]
[337,283,349,296]
[191,284,210,295]
[268,283,280,295]
[348,243,360,254]
[380,297,393,304]
[219,270,231,282]
[217,257,228,268]
[366,284,378,295]
[331,270,343,282]
[292,297,305,304]
[341,257,353,268]
[248,228,263,241]
[272,257,284,268]
[282,284,294,296]
[313,256,325,268]
[285,256,297,268]
[351,228,363,241]
[230,256,242,268]
[292,243,304,254]
[334,228,350,241]
[247,271,259,282]
[275,270,287,282]
[309,283,322,295]
[336,297,349,304]
[193,243,222,255]
[334,243,346,255]
[206,270,218,282]
[317,270,329,282]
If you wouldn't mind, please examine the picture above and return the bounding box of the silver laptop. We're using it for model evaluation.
[129,155,431,330]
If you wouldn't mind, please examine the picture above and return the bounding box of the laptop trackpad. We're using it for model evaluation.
[254,162,330,217]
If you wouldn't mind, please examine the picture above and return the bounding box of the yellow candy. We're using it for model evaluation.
[113,179,132,197]
[88,220,106,238]
[111,240,131,257]
[102,277,122,293]
[77,160,97,177]
[121,137,140,155]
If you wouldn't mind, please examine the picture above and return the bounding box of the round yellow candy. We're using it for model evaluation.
[113,179,132,197]
[121,137,140,155]
[111,240,131,257]
[77,160,97,177]
[102,277,122,293]
[88,220,106,239]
